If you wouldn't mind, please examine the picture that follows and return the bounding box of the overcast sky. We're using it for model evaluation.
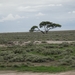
[0,0,75,33]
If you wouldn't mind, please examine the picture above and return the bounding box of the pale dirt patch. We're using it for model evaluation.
[0,41,75,47]
[34,41,41,44]
[46,41,75,44]
[0,71,75,75]
[0,44,7,47]
[8,41,75,45]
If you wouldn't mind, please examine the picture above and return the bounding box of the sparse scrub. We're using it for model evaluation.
[0,30,75,41]
[0,30,75,72]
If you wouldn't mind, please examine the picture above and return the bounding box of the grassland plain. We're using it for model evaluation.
[0,30,75,42]
[0,30,75,72]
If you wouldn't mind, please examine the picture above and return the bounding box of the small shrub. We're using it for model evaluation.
[65,49,73,53]
[9,56,25,62]
[45,45,55,48]
[0,64,5,67]
[42,49,62,55]
[0,51,8,56]
[59,56,75,66]
[60,42,69,47]
[70,42,75,46]
[12,64,20,68]
[41,41,47,43]
[13,49,23,54]
[26,54,46,62]
[26,41,34,46]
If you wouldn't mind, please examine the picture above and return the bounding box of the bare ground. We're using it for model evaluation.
[0,71,75,75]
[46,41,75,44]
[0,41,75,47]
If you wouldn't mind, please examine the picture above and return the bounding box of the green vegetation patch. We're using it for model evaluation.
[0,65,74,73]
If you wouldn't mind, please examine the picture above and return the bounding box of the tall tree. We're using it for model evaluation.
[29,21,61,34]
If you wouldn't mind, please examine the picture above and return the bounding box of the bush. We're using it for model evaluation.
[0,56,4,62]
[13,49,23,54]
[42,49,62,55]
[59,55,75,66]
[9,55,25,62]
[65,49,73,53]
[26,54,45,62]
[60,42,69,47]
[0,51,8,56]
[41,41,47,43]
[0,64,5,67]
[44,44,55,48]
[12,64,20,68]
[70,42,75,46]
[26,41,34,47]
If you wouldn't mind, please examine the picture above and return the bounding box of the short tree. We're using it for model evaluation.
[29,21,61,34]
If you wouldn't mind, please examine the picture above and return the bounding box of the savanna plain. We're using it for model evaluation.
[0,30,75,75]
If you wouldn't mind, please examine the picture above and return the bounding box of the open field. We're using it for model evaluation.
[0,30,75,73]
[0,30,75,42]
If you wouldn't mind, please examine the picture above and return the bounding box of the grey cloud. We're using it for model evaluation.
[0,14,25,22]
[0,0,75,32]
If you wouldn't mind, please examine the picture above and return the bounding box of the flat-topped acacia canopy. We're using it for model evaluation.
[29,21,61,34]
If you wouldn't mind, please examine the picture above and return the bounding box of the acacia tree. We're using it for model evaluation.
[29,21,61,34]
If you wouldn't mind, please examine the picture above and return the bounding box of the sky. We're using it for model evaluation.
[0,0,75,33]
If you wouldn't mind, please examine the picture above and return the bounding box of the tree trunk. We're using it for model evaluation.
[41,31,45,34]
